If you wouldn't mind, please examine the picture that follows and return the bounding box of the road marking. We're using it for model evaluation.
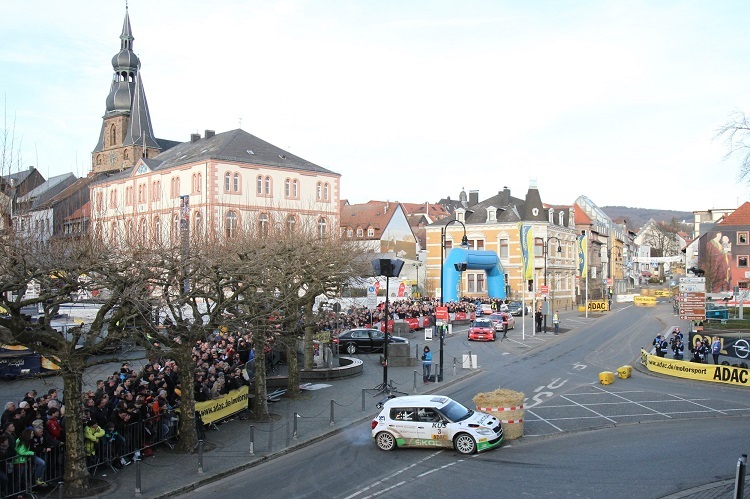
[559,395,617,423]
[591,386,672,418]
[343,451,443,499]
[668,394,728,415]
[526,408,563,432]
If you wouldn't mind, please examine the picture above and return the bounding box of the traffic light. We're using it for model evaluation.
[528,280,533,291]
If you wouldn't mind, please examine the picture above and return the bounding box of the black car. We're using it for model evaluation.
[506,302,529,316]
[336,328,409,355]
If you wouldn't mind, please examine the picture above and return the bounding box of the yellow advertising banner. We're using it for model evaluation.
[195,385,250,424]
[634,295,657,306]
[654,290,672,297]
[640,349,749,387]
[587,300,609,312]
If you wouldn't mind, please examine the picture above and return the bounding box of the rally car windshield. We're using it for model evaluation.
[438,400,472,422]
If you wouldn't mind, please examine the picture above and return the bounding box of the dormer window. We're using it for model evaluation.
[548,208,554,223]
[486,206,496,223]
[558,211,565,226]
[455,208,466,223]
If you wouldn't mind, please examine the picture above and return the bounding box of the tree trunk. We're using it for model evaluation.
[61,367,91,495]
[303,303,314,369]
[285,338,300,397]
[251,331,270,420]
[171,347,197,453]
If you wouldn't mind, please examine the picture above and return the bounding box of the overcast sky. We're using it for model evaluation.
[2,0,750,212]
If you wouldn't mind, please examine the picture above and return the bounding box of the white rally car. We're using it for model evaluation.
[371,395,503,455]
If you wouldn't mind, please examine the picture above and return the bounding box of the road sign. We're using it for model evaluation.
[435,306,449,320]
[540,285,549,294]
[680,277,706,283]
[679,283,706,293]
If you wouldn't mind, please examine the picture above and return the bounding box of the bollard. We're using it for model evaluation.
[197,439,204,474]
[58,483,63,499]
[362,389,366,411]
[249,425,255,455]
[468,350,473,369]
[330,400,335,425]
[413,370,418,393]
[452,357,457,377]
[293,412,298,439]
[135,456,142,496]
[735,453,747,499]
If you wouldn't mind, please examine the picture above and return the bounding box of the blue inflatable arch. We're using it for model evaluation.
[442,248,506,302]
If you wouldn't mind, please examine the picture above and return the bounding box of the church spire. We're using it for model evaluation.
[92,7,161,174]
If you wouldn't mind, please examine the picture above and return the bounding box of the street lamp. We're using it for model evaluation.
[372,258,404,393]
[439,220,469,382]
[537,236,562,333]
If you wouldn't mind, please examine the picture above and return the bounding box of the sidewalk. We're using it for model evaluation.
[88,336,481,498]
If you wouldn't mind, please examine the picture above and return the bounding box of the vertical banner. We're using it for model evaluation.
[578,232,588,279]
[519,223,534,281]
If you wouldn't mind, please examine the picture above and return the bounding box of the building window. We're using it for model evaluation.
[284,179,291,198]
[256,175,263,195]
[477,273,485,293]
[153,217,161,244]
[316,182,322,201]
[317,217,327,238]
[264,176,271,195]
[140,218,147,245]
[323,183,329,201]
[534,238,543,257]
[292,179,299,198]
[234,173,240,193]
[259,213,270,237]
[738,232,749,245]
[367,227,374,237]
[193,173,201,193]
[356,227,363,237]
[499,238,509,258]
[225,173,231,192]
[226,211,238,238]
[286,214,297,233]
[109,124,116,147]
[346,228,353,238]
[110,190,117,208]
[194,211,202,236]
[468,274,475,293]
[172,214,180,242]
[739,255,749,268]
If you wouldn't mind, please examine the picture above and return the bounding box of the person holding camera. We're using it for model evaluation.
[421,346,432,384]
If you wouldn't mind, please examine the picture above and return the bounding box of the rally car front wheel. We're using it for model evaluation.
[454,433,477,455]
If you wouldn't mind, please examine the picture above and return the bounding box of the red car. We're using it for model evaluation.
[468,318,496,341]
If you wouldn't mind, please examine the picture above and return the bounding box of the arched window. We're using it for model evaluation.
[225,172,231,192]
[292,179,299,198]
[153,217,161,244]
[323,182,329,201]
[259,213,269,237]
[256,175,263,195]
[194,211,203,236]
[109,124,116,147]
[286,214,296,233]
[196,173,202,193]
[172,214,180,242]
[225,211,238,238]
[317,217,327,238]
[233,173,240,193]
[316,182,322,201]
[140,218,147,246]
[110,222,118,246]
[264,176,271,195]
[284,179,291,198]
[356,227,363,237]
[175,178,180,198]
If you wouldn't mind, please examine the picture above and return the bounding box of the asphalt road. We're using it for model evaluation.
[183,303,750,498]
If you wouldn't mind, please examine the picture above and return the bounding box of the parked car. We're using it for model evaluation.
[489,312,515,331]
[371,395,504,454]
[468,318,496,341]
[506,301,530,316]
[335,328,409,355]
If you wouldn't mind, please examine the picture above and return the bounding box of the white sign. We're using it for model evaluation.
[680,277,706,284]
[424,327,433,341]
[366,286,377,310]
[679,283,706,293]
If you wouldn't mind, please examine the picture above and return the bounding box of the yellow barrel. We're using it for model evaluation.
[599,371,615,385]
[617,365,632,379]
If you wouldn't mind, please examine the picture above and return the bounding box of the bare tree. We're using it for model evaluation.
[718,110,750,182]
[0,233,153,494]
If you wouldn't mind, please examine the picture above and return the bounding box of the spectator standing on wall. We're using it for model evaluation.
[711,337,722,364]
[421,346,432,384]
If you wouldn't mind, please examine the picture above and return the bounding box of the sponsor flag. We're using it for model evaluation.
[519,223,534,281]
[578,232,588,278]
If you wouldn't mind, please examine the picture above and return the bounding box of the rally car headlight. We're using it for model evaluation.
[475,428,495,435]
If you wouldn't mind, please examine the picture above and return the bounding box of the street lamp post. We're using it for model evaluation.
[539,236,562,333]
[439,220,469,382]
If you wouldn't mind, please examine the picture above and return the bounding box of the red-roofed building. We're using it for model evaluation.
[698,202,750,292]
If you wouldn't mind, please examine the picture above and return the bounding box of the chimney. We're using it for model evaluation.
[469,190,479,206]
[190,133,200,143]
[204,130,215,139]
[499,186,510,206]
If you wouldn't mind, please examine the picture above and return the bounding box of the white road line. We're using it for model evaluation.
[364,481,407,498]
[668,394,729,415]
[343,451,443,499]
[417,459,464,478]
[559,395,617,423]
[589,386,671,418]
[526,408,564,432]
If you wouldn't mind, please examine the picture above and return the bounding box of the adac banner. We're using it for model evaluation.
[640,349,749,387]
[518,223,534,281]
[195,385,249,424]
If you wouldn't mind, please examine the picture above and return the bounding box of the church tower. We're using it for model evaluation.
[92,7,161,174]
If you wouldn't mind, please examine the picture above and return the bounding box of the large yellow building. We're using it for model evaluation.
[426,184,578,311]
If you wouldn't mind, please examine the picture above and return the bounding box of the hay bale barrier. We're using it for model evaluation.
[474,388,525,440]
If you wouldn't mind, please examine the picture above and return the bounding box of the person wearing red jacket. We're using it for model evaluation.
[45,409,64,443]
